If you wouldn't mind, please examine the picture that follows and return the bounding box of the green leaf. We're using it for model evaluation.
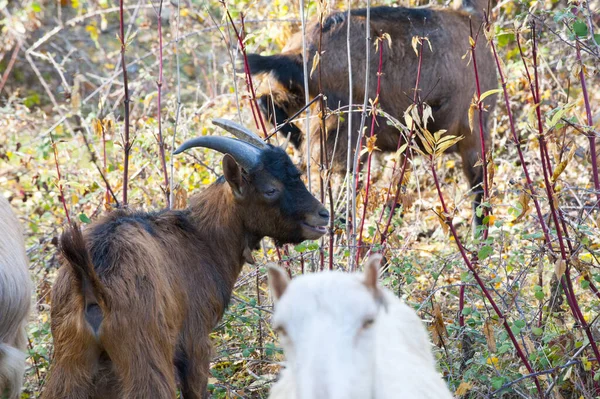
[534,290,544,300]
[491,376,505,390]
[294,243,307,252]
[594,34,600,45]
[581,280,590,289]
[514,319,526,328]
[478,245,493,261]
[78,213,91,224]
[532,327,543,336]
[31,2,41,12]
[573,20,588,37]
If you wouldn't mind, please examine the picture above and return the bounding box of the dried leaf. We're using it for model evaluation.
[430,303,447,347]
[551,145,576,183]
[469,36,476,48]
[435,206,449,235]
[92,119,103,137]
[422,103,433,129]
[172,185,188,210]
[483,319,496,353]
[365,135,378,154]
[455,381,473,396]
[468,102,477,134]
[514,192,530,223]
[310,51,320,79]
[554,258,566,280]
[382,32,392,49]
[411,36,420,56]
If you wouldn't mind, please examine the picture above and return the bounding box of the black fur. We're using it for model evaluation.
[257,96,303,149]
[246,53,304,91]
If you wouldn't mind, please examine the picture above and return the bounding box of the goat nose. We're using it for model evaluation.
[318,209,330,220]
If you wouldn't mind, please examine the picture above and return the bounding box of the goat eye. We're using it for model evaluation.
[264,188,278,198]
[275,326,287,336]
[362,318,375,330]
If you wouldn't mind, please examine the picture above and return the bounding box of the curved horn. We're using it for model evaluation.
[173,136,262,171]
[280,131,291,150]
[212,118,267,149]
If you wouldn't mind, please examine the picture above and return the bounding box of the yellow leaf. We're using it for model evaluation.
[487,215,497,226]
[581,356,592,371]
[85,24,99,43]
[479,88,501,103]
[455,381,473,396]
[486,356,499,366]
[469,36,476,47]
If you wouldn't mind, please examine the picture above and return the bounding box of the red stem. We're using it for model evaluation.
[430,158,543,397]
[221,5,268,136]
[119,0,131,207]
[50,133,72,224]
[357,41,384,262]
[469,21,490,238]
[519,23,600,378]
[575,41,600,206]
[156,0,170,207]
[378,38,424,244]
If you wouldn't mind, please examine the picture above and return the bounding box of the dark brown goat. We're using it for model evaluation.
[41,119,329,399]
[248,0,497,224]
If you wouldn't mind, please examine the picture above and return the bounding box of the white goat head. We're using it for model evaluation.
[267,255,453,399]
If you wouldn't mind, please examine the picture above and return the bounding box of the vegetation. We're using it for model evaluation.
[0,0,599,397]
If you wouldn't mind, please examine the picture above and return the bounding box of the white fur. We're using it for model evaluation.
[269,270,453,399]
[0,196,32,399]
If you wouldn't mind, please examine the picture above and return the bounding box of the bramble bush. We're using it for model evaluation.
[0,0,599,397]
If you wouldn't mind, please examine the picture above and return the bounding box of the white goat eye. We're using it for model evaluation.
[362,318,375,329]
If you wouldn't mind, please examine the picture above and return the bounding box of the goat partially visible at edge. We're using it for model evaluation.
[0,196,32,399]
[248,0,497,225]
[41,119,329,399]
[267,255,453,399]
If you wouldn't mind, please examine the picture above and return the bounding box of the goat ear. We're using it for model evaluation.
[267,265,289,302]
[363,254,388,311]
[363,254,382,290]
[222,154,244,198]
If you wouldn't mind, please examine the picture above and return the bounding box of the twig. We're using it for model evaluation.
[0,41,21,95]
[299,0,312,192]
[170,0,183,208]
[153,0,170,208]
[119,0,132,207]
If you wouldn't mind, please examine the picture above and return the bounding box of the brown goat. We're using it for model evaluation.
[248,0,497,224]
[0,196,32,399]
[41,119,329,399]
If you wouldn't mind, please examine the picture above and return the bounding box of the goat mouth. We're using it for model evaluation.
[301,222,328,237]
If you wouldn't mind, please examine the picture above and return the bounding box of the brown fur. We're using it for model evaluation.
[250,1,497,222]
[42,150,328,399]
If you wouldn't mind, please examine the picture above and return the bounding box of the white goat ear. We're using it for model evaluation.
[268,265,290,301]
[364,254,388,311]
[363,254,383,290]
